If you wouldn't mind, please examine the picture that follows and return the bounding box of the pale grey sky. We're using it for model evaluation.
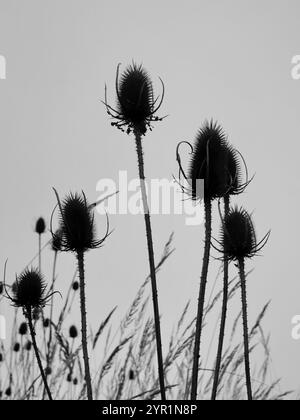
[0,0,300,397]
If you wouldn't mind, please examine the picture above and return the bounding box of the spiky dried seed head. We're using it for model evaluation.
[221,207,258,260]
[189,120,242,200]
[35,217,46,235]
[18,322,28,335]
[105,62,164,135]
[10,268,47,310]
[69,325,78,339]
[55,192,108,253]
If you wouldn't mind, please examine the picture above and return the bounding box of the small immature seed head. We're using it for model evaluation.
[43,318,50,328]
[13,342,20,352]
[18,322,28,336]
[25,341,32,351]
[220,206,269,261]
[69,325,78,339]
[10,268,48,311]
[72,281,79,291]
[54,191,108,254]
[35,217,46,235]
[5,387,11,397]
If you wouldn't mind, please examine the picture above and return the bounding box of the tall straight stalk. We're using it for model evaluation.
[134,130,166,400]
[77,251,93,400]
[191,197,212,400]
[27,307,53,400]
[238,257,253,400]
[211,194,230,400]
[38,234,42,273]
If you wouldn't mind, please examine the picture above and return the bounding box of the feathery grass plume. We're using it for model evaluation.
[104,62,166,399]
[6,268,54,400]
[52,189,110,401]
[215,206,270,400]
[177,120,237,399]
[35,217,46,272]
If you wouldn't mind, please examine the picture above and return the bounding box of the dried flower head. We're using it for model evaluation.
[69,325,78,339]
[25,341,32,351]
[52,190,109,254]
[7,268,52,311]
[189,121,241,200]
[72,281,79,291]
[35,217,46,235]
[176,120,248,202]
[104,62,165,135]
[217,206,270,261]
[19,322,28,336]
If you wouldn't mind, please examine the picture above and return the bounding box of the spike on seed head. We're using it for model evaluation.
[104,62,165,135]
[35,217,46,235]
[51,229,62,252]
[53,191,109,254]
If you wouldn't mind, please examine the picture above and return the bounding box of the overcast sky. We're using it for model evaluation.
[0,0,300,397]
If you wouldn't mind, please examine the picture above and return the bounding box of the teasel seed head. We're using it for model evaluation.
[104,62,165,135]
[219,206,270,261]
[19,322,28,336]
[35,217,46,235]
[5,387,11,397]
[188,120,243,201]
[69,325,78,339]
[7,268,53,313]
[43,318,50,328]
[52,190,109,254]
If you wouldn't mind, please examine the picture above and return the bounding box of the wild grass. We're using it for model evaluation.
[0,232,290,400]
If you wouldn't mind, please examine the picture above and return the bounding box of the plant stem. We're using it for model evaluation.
[191,197,212,400]
[77,251,93,400]
[134,130,166,400]
[27,307,53,400]
[211,194,230,400]
[238,257,253,400]
[47,250,58,368]
[38,234,42,273]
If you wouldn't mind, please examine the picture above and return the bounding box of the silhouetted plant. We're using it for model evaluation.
[104,62,166,400]
[5,268,54,400]
[52,189,109,400]
[214,206,270,400]
[177,120,240,399]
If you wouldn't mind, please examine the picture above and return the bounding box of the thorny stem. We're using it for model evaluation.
[191,197,212,400]
[27,307,53,400]
[77,251,93,400]
[134,130,166,400]
[211,194,230,400]
[238,257,253,400]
